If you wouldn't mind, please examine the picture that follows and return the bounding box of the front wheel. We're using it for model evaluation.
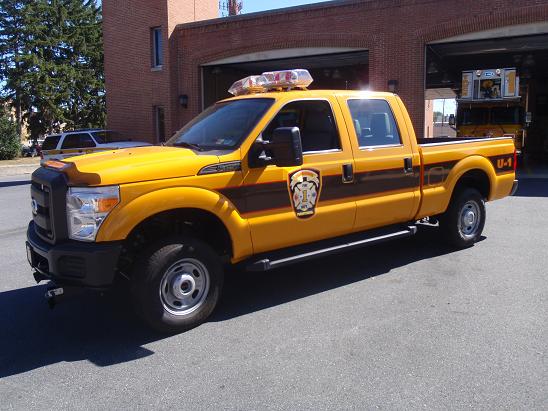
[131,236,224,333]
[439,188,486,248]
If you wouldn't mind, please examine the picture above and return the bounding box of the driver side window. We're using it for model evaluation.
[262,100,340,153]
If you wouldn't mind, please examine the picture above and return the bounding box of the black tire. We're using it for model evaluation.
[130,236,224,333]
[439,187,486,248]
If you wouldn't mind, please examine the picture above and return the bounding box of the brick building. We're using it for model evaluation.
[103,0,548,144]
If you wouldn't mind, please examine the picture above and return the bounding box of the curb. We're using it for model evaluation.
[0,165,40,176]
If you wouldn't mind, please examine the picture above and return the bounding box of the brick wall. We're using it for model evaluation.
[102,0,217,142]
[175,0,548,138]
[104,0,548,141]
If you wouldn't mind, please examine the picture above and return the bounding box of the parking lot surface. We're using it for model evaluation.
[0,175,546,410]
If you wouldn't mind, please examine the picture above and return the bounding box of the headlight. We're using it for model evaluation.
[66,186,120,241]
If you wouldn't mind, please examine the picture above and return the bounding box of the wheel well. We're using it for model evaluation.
[118,209,232,276]
[453,169,490,199]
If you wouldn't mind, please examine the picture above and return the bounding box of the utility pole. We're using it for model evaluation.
[220,0,243,16]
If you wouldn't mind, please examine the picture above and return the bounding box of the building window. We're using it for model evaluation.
[154,106,166,143]
[151,27,163,68]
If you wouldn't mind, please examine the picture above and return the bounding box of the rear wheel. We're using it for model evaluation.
[131,236,224,333]
[439,188,485,248]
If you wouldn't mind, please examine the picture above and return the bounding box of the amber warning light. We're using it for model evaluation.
[43,160,70,171]
[228,69,313,96]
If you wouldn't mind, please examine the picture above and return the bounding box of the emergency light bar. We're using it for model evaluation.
[228,75,267,96]
[228,69,314,96]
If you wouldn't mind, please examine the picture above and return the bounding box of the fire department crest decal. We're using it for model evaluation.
[289,168,321,218]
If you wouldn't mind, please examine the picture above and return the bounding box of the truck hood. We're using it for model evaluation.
[102,141,152,149]
[61,145,220,185]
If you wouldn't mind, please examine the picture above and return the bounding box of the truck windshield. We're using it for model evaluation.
[491,107,521,124]
[459,108,488,125]
[167,98,274,151]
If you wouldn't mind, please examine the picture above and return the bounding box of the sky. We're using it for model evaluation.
[433,99,456,115]
[240,0,333,14]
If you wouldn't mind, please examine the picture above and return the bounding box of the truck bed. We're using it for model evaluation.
[417,136,501,145]
[415,136,516,220]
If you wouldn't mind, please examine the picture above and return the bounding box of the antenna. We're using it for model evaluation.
[220,0,243,16]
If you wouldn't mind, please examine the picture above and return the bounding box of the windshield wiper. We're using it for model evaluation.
[173,141,205,151]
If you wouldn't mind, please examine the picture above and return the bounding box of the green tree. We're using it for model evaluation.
[0,0,105,139]
[0,111,20,160]
[0,0,31,140]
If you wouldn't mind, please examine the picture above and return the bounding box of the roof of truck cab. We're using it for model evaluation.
[220,89,397,102]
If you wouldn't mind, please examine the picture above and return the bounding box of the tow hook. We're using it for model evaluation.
[33,271,49,283]
[45,286,64,309]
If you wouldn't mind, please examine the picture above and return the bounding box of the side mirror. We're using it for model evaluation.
[251,127,303,168]
[448,114,456,127]
[270,127,303,167]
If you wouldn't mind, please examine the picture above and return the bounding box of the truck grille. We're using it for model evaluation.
[30,167,68,244]
[31,182,53,239]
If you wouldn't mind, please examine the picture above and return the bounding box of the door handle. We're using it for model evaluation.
[404,157,413,173]
[342,163,354,183]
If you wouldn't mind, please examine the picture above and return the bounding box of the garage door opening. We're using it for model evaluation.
[425,30,548,169]
[202,49,369,108]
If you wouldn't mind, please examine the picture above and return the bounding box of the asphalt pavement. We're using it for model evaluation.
[0,174,546,410]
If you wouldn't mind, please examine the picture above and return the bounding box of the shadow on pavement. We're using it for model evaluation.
[0,180,30,188]
[513,178,548,197]
[213,226,470,322]
[0,285,158,378]
[0,225,460,378]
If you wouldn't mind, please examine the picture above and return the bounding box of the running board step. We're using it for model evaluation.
[246,225,417,272]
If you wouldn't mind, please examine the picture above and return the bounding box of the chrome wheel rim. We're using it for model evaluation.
[160,258,210,315]
[459,200,481,239]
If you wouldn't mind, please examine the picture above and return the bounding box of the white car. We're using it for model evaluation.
[41,129,151,161]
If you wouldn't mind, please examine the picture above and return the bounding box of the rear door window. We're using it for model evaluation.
[347,99,401,147]
[61,133,96,149]
[41,135,61,150]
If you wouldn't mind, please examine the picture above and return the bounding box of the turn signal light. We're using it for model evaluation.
[97,197,119,213]
[43,160,70,170]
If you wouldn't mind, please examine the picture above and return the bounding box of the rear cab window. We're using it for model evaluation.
[41,135,61,151]
[347,99,402,147]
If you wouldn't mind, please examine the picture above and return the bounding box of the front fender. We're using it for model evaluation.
[95,186,253,261]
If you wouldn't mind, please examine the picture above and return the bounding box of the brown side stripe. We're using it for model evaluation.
[219,154,514,215]
[490,154,514,173]
[219,181,290,214]
[219,167,420,215]
[423,154,514,186]
[321,167,420,202]
[423,160,458,186]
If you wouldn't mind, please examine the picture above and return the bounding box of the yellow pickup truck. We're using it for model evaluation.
[26,70,517,332]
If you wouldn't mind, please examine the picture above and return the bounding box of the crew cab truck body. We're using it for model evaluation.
[26,86,517,332]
